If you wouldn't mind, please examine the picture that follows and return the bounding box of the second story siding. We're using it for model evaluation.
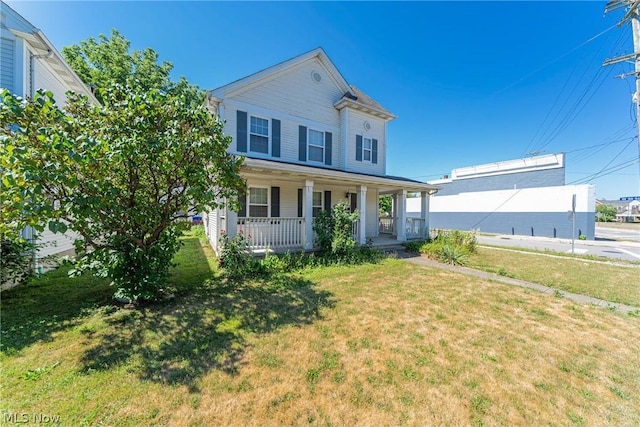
[211,48,395,177]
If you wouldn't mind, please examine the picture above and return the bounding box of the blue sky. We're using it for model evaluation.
[7,0,640,200]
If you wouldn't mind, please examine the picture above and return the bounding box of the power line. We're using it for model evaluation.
[568,157,639,184]
[493,24,618,100]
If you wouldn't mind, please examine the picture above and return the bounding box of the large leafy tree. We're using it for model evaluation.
[595,203,617,222]
[0,30,244,300]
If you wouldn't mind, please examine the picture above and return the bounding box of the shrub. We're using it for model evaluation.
[313,201,360,259]
[218,231,258,280]
[405,229,477,266]
[439,244,469,266]
[0,237,36,288]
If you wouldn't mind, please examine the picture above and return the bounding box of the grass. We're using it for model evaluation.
[2,231,639,425]
[468,247,640,307]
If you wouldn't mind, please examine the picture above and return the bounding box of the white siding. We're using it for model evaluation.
[33,55,70,105]
[36,227,80,260]
[231,59,343,127]
[345,109,386,176]
[1,37,15,93]
[222,59,344,168]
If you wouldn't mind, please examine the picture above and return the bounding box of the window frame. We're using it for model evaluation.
[249,115,270,155]
[308,128,325,164]
[248,186,269,217]
[363,137,372,163]
[312,191,323,217]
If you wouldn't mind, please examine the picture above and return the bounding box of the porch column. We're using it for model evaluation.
[396,190,407,242]
[357,185,367,245]
[226,202,238,239]
[421,191,429,239]
[304,180,314,250]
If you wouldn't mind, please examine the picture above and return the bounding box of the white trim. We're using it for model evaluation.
[304,180,314,250]
[242,158,438,193]
[224,99,340,133]
[312,190,323,217]
[452,153,565,181]
[307,128,325,165]
[212,48,353,100]
[342,108,349,170]
[248,114,270,156]
[362,137,372,163]
[247,186,270,217]
[383,120,387,173]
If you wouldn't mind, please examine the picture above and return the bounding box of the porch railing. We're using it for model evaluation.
[379,217,395,234]
[406,218,426,240]
[237,217,303,250]
[351,221,359,241]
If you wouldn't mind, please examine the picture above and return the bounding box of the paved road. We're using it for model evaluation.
[477,234,640,262]
[595,224,640,243]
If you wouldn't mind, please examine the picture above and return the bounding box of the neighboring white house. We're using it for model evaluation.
[204,48,438,252]
[407,153,597,240]
[597,199,640,223]
[1,1,98,268]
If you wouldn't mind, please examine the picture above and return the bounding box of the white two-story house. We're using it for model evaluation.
[1,1,98,269]
[204,48,437,252]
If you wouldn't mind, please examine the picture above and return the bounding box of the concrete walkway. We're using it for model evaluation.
[386,248,640,315]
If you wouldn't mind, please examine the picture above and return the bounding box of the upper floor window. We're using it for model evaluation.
[249,187,268,217]
[308,129,324,163]
[355,135,378,164]
[237,111,281,158]
[363,137,372,162]
[250,116,269,154]
[298,125,332,166]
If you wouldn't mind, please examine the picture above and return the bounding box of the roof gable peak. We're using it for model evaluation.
[211,47,354,99]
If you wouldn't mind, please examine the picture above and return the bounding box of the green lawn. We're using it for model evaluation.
[468,246,640,308]
[2,234,639,426]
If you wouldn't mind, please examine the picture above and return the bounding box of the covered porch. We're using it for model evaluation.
[204,158,438,253]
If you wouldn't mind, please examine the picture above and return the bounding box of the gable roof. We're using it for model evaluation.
[209,47,395,120]
[211,47,352,99]
[1,1,99,103]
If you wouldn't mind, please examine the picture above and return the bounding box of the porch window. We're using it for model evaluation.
[308,129,324,162]
[249,187,268,217]
[363,137,372,162]
[312,191,323,217]
[250,116,269,154]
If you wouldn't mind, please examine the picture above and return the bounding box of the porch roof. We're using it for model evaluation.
[241,157,439,194]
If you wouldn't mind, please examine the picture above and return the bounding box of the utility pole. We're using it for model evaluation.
[604,0,640,194]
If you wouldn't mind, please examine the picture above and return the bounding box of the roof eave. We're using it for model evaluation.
[11,28,100,105]
[241,157,437,193]
[334,97,397,121]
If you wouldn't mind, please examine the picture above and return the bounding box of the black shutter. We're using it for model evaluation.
[272,119,281,158]
[350,193,357,213]
[299,126,307,161]
[238,191,247,217]
[271,187,280,217]
[324,191,331,211]
[325,132,332,165]
[372,138,378,164]
[356,135,363,161]
[237,110,247,152]
[297,189,303,217]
